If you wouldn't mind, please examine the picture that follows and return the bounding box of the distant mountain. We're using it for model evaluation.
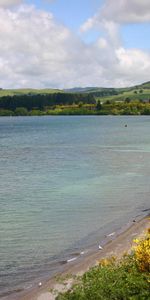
[64,81,150,94]
[63,87,99,93]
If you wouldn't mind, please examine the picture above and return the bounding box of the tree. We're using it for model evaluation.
[125,97,131,103]
[96,100,102,110]
[15,107,28,116]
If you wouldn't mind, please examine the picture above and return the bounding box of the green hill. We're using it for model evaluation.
[0,88,63,97]
[0,81,150,104]
[64,81,150,102]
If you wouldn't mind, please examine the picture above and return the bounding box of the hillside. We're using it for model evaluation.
[0,81,150,116]
[64,81,150,102]
[0,88,63,97]
[0,81,150,101]
[64,81,150,93]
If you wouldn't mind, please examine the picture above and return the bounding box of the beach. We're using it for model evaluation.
[7,214,149,300]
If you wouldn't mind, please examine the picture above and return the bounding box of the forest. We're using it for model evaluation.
[1,81,150,116]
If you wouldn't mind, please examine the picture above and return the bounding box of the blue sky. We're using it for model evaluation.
[30,0,103,29]
[25,0,150,48]
[121,24,150,50]
[0,0,150,88]
[25,0,103,43]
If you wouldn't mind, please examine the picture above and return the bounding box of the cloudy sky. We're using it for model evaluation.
[0,0,150,89]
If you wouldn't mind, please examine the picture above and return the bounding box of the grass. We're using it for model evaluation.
[96,89,150,103]
[0,88,63,97]
[1,81,150,100]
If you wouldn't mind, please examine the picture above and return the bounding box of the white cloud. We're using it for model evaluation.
[101,0,150,24]
[81,0,150,31]
[0,0,22,7]
[0,4,150,89]
[0,0,55,8]
[80,18,94,33]
[0,5,96,88]
[78,0,150,87]
[113,48,150,86]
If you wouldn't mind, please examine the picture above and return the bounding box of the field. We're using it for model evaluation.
[0,88,62,97]
[98,89,150,103]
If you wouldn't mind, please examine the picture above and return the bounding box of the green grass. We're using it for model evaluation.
[0,81,150,105]
[139,81,150,89]
[56,255,150,300]
[96,89,150,103]
[70,81,150,103]
[0,88,63,97]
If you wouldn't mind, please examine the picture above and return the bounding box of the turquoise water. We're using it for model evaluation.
[0,116,150,297]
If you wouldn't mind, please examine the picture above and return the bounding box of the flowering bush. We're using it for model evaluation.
[57,229,150,300]
[133,228,150,272]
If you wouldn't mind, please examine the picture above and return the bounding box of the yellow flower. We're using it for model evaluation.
[133,239,140,244]
[133,230,150,272]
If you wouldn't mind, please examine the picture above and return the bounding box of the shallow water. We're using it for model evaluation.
[0,116,150,297]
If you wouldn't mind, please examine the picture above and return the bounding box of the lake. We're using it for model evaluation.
[0,116,150,298]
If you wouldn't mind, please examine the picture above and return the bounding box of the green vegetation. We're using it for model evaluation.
[0,88,62,97]
[0,93,95,116]
[0,81,150,116]
[1,100,150,116]
[96,100,150,115]
[65,81,150,103]
[96,89,150,103]
[56,230,150,300]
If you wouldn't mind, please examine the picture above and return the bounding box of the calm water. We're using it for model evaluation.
[0,116,150,297]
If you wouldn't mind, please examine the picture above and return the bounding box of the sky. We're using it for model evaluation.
[0,0,150,89]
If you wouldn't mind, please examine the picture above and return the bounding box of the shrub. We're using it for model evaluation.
[133,228,150,272]
[57,230,150,300]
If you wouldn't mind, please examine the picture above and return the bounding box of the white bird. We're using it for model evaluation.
[38,282,42,287]
[98,245,103,250]
[107,232,115,237]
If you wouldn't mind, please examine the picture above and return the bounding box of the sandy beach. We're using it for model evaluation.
[7,214,149,300]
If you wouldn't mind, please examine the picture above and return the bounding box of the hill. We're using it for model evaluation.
[0,81,150,101]
[0,81,150,116]
[0,88,63,97]
[64,81,150,93]
[64,81,150,102]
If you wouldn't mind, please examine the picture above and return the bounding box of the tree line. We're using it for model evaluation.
[0,93,96,111]
[89,88,118,97]
[1,97,150,116]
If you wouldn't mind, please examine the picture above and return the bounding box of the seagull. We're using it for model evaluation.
[107,232,115,237]
[98,245,103,250]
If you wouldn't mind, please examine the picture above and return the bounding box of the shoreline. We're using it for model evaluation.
[5,213,149,300]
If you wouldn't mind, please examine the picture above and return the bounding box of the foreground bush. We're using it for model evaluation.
[57,229,150,300]
[133,228,150,272]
